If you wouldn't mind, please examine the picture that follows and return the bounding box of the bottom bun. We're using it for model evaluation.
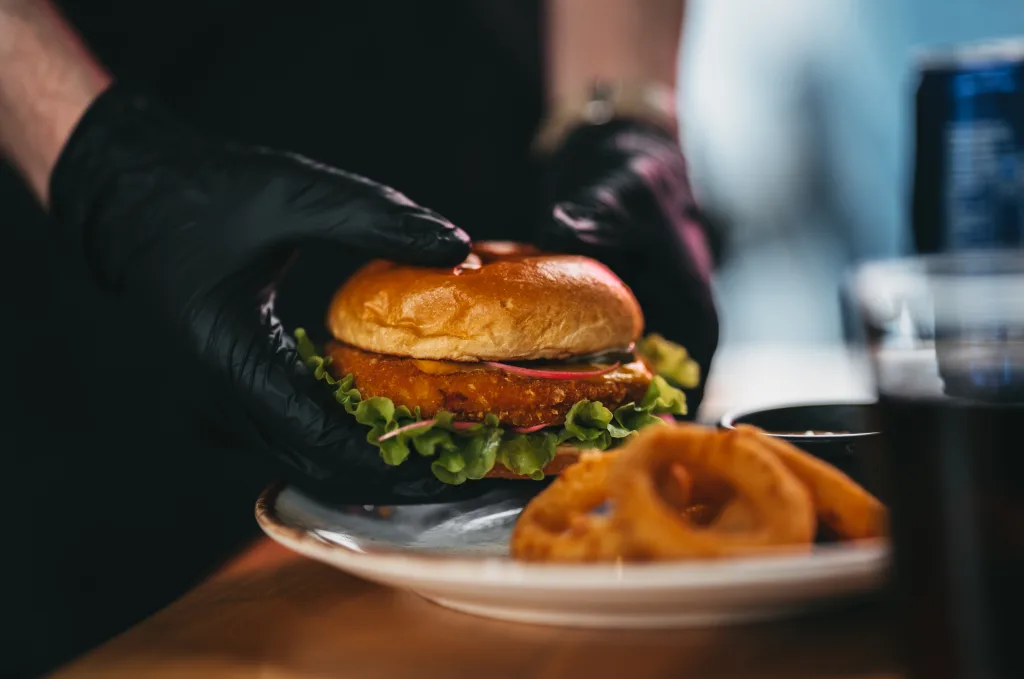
[483,445,587,480]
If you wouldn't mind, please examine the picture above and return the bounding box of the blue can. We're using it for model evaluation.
[912,38,1024,253]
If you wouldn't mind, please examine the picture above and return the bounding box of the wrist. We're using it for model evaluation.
[0,0,111,204]
[533,80,679,155]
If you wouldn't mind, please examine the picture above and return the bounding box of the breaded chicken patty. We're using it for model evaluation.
[326,342,652,428]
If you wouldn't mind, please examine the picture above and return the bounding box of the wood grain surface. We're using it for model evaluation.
[48,539,901,679]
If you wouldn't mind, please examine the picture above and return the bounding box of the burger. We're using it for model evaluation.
[295,241,699,484]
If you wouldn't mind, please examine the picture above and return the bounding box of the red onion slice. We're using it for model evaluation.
[376,417,561,442]
[482,361,621,380]
[511,423,552,434]
[377,419,436,442]
[378,419,493,442]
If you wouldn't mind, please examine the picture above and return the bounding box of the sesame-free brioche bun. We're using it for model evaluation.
[327,241,644,362]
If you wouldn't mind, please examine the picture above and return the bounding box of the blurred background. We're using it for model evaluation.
[680,0,1024,347]
[678,0,1024,420]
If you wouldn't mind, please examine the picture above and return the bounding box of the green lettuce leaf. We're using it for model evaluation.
[563,400,613,441]
[641,374,688,415]
[457,428,504,481]
[559,430,613,450]
[353,396,395,428]
[434,448,466,474]
[609,375,689,435]
[637,333,701,389]
[497,433,558,481]
[411,427,457,458]
[428,417,503,484]
[353,398,416,465]
[295,328,361,414]
[612,403,663,432]
[293,329,696,485]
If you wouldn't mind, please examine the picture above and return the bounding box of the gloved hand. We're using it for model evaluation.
[537,119,719,417]
[48,84,475,503]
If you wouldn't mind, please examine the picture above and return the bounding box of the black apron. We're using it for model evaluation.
[0,3,542,675]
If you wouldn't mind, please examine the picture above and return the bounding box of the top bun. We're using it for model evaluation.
[327,241,644,361]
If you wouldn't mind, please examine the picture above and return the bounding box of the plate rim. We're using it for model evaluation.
[256,483,890,589]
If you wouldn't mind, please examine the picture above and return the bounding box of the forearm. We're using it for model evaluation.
[0,0,110,204]
[545,0,685,105]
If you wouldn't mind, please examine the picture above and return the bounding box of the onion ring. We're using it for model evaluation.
[734,425,888,540]
[509,452,694,562]
[658,461,695,509]
[709,497,758,533]
[610,425,817,559]
[509,450,624,562]
[673,466,758,532]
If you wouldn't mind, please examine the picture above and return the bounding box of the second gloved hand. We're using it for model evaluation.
[537,119,719,416]
[48,84,473,503]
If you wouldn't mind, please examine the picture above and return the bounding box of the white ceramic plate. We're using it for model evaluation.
[256,483,889,629]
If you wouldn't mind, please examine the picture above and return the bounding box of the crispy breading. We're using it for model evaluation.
[326,342,652,428]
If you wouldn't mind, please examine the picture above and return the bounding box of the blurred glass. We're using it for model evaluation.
[851,250,1024,679]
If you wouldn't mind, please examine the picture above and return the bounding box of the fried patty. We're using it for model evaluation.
[326,342,652,428]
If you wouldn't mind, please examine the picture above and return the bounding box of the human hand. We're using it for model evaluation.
[48,85,475,502]
[537,119,719,416]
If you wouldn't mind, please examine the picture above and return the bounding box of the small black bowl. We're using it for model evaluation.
[719,401,882,496]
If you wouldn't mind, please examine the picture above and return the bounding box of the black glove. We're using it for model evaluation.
[537,119,719,417]
[48,85,477,504]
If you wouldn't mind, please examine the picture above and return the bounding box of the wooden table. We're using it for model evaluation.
[49,538,900,679]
